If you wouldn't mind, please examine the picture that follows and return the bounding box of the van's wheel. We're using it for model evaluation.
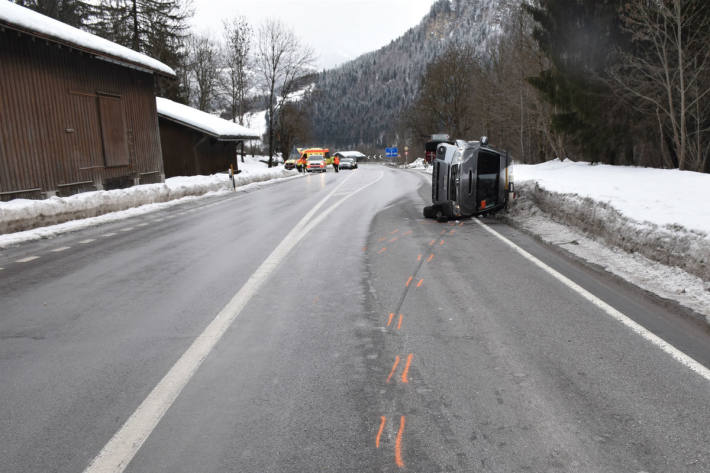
[423,205,438,219]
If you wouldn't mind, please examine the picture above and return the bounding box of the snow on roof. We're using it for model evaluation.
[156,98,260,140]
[0,2,175,77]
[335,151,366,158]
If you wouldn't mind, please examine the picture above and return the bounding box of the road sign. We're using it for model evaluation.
[385,147,398,157]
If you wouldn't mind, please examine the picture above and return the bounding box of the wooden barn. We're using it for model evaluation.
[0,3,175,201]
[156,98,260,178]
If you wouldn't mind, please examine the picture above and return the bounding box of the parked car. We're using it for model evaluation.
[306,155,327,173]
[339,157,358,169]
[423,137,513,221]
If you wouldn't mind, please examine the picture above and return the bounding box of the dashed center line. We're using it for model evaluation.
[120,227,133,232]
[136,223,148,227]
[79,239,96,244]
[102,233,117,237]
[50,246,71,252]
[16,256,39,263]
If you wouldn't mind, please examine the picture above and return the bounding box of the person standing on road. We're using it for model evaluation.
[333,155,340,173]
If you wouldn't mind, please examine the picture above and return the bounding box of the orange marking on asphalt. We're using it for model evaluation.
[458,222,464,226]
[395,416,406,468]
[397,314,403,330]
[439,239,445,246]
[386,356,401,383]
[405,276,413,287]
[416,279,423,288]
[378,247,387,254]
[449,229,456,235]
[440,229,447,235]
[389,237,398,243]
[376,416,386,448]
[387,312,394,327]
[402,230,412,237]
[390,229,399,234]
[362,246,367,252]
[426,253,434,263]
[378,237,387,242]
[401,353,413,383]
[417,254,422,261]
[313,296,319,304]
[429,239,435,246]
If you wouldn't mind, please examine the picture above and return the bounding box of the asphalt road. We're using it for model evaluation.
[1,165,709,473]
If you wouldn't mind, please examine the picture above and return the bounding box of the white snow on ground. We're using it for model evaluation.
[511,210,710,320]
[0,2,174,76]
[156,98,260,139]
[506,159,710,322]
[404,158,431,171]
[0,157,299,247]
[513,159,710,237]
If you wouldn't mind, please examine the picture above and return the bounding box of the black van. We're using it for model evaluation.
[424,138,513,221]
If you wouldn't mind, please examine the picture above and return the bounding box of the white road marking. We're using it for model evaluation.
[83,171,383,473]
[153,218,164,222]
[16,256,39,263]
[120,227,133,232]
[50,246,71,252]
[102,233,117,237]
[79,239,96,244]
[474,219,710,382]
[0,267,4,271]
[136,223,148,227]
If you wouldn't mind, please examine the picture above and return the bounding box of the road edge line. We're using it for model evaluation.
[474,218,710,382]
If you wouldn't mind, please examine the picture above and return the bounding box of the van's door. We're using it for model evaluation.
[475,150,501,211]
[459,148,477,216]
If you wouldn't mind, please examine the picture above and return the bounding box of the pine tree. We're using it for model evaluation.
[524,0,634,163]
[13,0,92,28]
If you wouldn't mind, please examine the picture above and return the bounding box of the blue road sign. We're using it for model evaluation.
[385,147,398,157]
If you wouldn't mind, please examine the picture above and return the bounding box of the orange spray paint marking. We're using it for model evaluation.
[402,230,412,237]
[449,229,456,235]
[439,239,445,246]
[389,237,398,243]
[387,312,395,327]
[390,228,399,234]
[376,416,386,448]
[386,356,401,383]
[416,279,423,288]
[426,253,434,263]
[405,276,413,287]
[429,239,435,246]
[362,246,367,252]
[395,416,406,468]
[417,254,422,262]
[397,314,403,330]
[440,229,447,235]
[378,237,387,243]
[401,353,413,383]
[378,247,387,254]
[458,222,464,226]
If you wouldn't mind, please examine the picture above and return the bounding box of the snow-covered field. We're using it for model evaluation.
[0,156,299,246]
[507,159,710,321]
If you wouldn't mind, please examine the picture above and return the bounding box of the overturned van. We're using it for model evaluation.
[424,138,512,220]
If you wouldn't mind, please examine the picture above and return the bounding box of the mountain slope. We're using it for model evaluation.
[311,0,513,149]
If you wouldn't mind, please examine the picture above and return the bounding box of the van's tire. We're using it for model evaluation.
[423,205,439,219]
[436,210,448,223]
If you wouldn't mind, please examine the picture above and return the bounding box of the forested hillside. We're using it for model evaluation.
[311,0,510,150]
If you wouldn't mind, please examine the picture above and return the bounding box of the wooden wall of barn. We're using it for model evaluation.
[158,118,238,178]
[0,29,164,200]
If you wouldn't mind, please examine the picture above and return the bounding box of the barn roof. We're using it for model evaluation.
[0,2,175,77]
[156,98,260,141]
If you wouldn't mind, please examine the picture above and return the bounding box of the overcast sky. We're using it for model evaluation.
[190,0,437,69]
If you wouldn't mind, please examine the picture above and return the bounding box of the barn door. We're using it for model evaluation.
[98,94,129,167]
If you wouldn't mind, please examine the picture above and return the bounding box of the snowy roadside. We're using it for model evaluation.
[0,157,299,247]
[506,160,710,323]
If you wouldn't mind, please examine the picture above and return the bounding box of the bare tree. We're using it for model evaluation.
[187,33,219,111]
[610,0,710,170]
[255,19,315,167]
[221,16,252,125]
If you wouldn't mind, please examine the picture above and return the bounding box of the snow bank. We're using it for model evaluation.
[0,157,298,239]
[513,159,710,237]
[508,159,710,289]
[0,2,174,76]
[157,98,259,139]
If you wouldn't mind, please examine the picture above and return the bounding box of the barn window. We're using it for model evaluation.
[97,94,129,167]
